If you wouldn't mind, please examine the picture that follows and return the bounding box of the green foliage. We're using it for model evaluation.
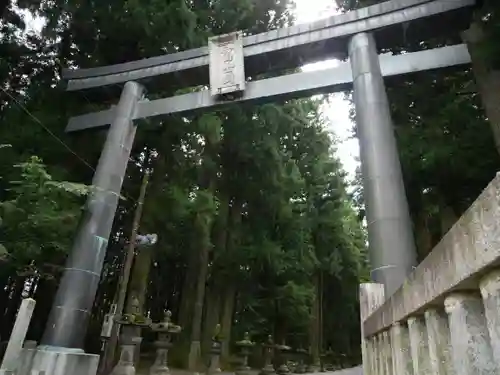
[476,0,500,69]
[0,156,88,277]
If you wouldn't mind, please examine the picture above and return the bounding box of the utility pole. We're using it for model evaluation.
[100,171,150,373]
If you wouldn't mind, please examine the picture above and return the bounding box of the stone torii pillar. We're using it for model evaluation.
[26,81,144,375]
[349,32,418,297]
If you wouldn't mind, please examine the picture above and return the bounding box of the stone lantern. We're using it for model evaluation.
[149,310,182,375]
[111,296,152,375]
[259,335,276,375]
[235,332,255,375]
[275,342,291,375]
[207,324,223,375]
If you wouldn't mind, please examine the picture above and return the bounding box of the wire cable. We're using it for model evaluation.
[0,86,95,171]
[0,85,142,206]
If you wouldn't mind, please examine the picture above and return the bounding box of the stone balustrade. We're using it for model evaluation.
[360,173,500,375]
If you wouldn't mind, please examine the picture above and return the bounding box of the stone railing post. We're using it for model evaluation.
[381,330,392,375]
[424,308,454,375]
[479,269,500,367]
[374,334,382,375]
[407,316,432,374]
[444,293,497,375]
[390,322,412,375]
[359,283,385,375]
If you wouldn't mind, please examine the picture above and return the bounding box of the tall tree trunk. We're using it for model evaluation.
[125,246,154,313]
[179,123,220,370]
[415,210,432,261]
[124,246,154,367]
[180,166,218,369]
[201,279,223,360]
[439,205,458,238]
[201,194,230,358]
[124,154,165,315]
[274,304,287,345]
[463,22,500,155]
[187,210,213,370]
[178,244,199,361]
[308,273,321,369]
[220,282,236,363]
[219,199,242,363]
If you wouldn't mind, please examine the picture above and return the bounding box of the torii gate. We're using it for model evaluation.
[24,0,476,373]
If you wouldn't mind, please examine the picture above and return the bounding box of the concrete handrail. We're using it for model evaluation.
[360,173,500,375]
[363,172,500,337]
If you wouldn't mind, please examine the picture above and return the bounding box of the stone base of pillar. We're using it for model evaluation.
[16,347,99,375]
[149,348,170,375]
[294,362,306,373]
[259,363,276,375]
[208,354,222,374]
[3,341,38,375]
[445,293,497,375]
[110,343,139,375]
[110,326,143,375]
[305,363,320,373]
[235,369,252,375]
[188,341,201,370]
[276,364,290,375]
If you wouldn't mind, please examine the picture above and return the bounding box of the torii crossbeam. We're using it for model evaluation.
[63,0,474,91]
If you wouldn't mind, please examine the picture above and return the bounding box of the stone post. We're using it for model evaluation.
[376,334,384,375]
[444,293,497,375]
[207,325,223,375]
[306,352,320,373]
[235,332,254,375]
[260,336,276,375]
[111,296,152,375]
[424,308,454,375]
[390,322,413,375]
[381,330,392,375]
[462,23,500,156]
[14,340,37,375]
[407,315,432,374]
[479,270,500,367]
[367,336,378,375]
[111,326,143,375]
[0,298,36,373]
[348,32,417,297]
[294,347,307,373]
[275,343,291,375]
[359,283,384,375]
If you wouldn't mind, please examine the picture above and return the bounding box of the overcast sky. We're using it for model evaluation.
[294,0,360,182]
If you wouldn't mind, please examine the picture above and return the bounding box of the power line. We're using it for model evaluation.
[0,86,142,206]
[1,86,95,171]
